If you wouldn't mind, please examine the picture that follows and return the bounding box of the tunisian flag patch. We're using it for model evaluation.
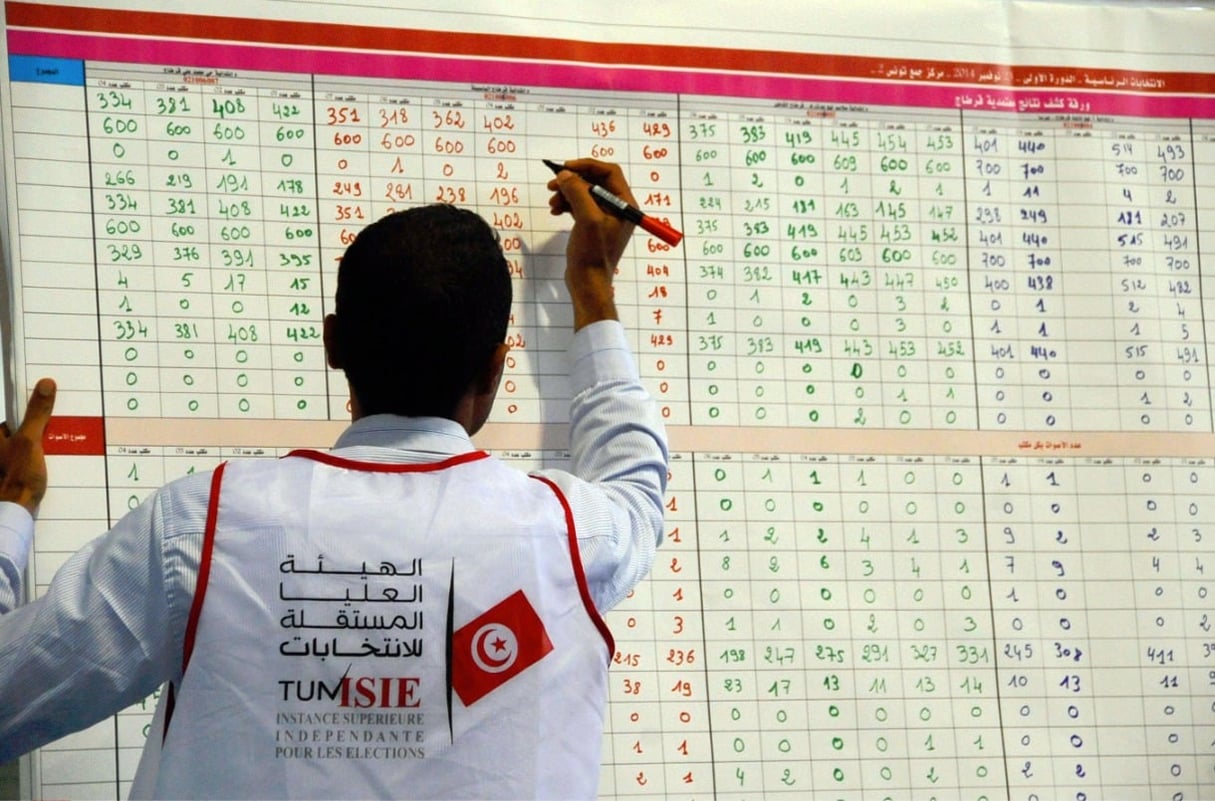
[452,590,554,705]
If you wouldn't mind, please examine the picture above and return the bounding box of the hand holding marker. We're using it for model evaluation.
[542,159,683,247]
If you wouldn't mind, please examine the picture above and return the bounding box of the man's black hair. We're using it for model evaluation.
[332,204,512,418]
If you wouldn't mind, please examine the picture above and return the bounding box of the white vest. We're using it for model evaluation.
[142,451,612,800]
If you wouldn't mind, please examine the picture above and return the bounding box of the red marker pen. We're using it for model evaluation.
[543,159,683,247]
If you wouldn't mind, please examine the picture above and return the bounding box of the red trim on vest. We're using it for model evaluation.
[285,448,490,471]
[162,682,175,744]
[531,475,614,661]
[166,464,228,738]
[183,463,227,673]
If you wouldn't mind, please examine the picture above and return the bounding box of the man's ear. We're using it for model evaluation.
[463,342,510,437]
[323,314,343,370]
[477,342,510,395]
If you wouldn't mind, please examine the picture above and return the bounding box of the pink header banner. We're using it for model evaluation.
[10,29,1215,120]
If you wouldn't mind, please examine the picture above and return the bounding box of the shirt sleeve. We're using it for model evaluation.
[534,319,669,612]
[0,473,210,763]
[0,502,35,614]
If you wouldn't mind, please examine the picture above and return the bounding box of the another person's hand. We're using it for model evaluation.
[0,378,56,514]
[547,158,637,329]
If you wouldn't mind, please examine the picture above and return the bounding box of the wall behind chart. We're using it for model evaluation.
[2,1,1215,799]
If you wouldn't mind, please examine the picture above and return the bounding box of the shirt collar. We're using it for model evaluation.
[332,414,477,457]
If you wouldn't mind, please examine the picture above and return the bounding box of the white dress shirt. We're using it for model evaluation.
[0,319,668,762]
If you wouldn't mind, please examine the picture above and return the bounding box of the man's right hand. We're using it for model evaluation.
[546,159,637,330]
[0,378,56,515]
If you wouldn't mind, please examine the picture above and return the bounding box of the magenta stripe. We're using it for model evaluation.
[9,29,1215,119]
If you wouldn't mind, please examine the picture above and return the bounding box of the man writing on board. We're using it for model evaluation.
[0,159,668,799]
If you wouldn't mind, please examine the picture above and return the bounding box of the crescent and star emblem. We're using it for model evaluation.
[470,622,518,673]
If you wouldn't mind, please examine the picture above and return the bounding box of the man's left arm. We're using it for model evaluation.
[0,379,187,761]
[0,378,55,614]
[0,489,185,761]
[0,505,33,614]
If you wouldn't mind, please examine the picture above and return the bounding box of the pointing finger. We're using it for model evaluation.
[17,378,56,442]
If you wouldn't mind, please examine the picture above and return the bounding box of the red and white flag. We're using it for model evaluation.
[452,590,553,706]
